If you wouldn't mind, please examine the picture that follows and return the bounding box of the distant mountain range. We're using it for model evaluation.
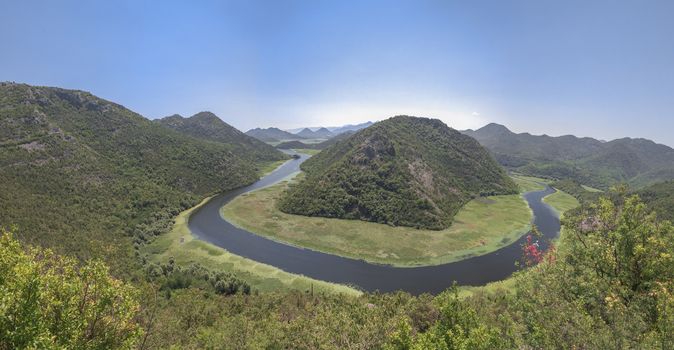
[247,121,373,143]
[156,112,286,162]
[279,116,517,230]
[463,123,674,189]
[295,127,334,139]
[285,121,373,135]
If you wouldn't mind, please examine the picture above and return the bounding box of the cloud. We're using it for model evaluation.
[471,111,480,116]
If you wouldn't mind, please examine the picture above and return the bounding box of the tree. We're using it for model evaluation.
[0,228,142,349]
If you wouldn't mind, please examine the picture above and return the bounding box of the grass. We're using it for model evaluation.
[581,184,603,192]
[257,159,290,177]
[142,196,361,296]
[543,190,580,218]
[511,174,551,192]
[292,148,321,155]
[221,180,533,267]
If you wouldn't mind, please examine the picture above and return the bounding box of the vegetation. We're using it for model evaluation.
[635,180,674,221]
[279,116,518,230]
[156,112,288,164]
[223,179,532,266]
[0,229,141,349]
[464,122,674,189]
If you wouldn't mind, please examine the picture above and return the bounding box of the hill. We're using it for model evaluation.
[463,123,674,189]
[0,82,261,274]
[245,127,303,142]
[156,112,287,162]
[278,116,518,230]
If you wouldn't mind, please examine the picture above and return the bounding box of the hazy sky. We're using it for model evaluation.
[2,0,673,145]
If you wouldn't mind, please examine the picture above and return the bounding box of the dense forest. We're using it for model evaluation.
[279,116,518,230]
[464,123,674,189]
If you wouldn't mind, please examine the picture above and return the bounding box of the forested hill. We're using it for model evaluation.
[245,127,302,142]
[279,115,518,230]
[463,123,674,189]
[156,112,287,162]
[0,82,260,274]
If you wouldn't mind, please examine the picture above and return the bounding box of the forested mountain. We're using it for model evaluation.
[279,116,518,230]
[0,82,261,273]
[245,127,303,142]
[295,127,334,139]
[156,112,287,162]
[463,123,674,189]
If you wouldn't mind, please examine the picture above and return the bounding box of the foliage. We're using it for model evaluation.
[279,116,518,230]
[0,229,141,350]
[635,180,674,221]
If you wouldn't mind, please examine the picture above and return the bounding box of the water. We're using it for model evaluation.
[189,153,560,295]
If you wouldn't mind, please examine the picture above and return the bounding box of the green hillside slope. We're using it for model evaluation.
[0,82,259,274]
[156,112,287,163]
[279,116,517,230]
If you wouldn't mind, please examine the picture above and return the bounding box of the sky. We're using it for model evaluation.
[1,0,674,145]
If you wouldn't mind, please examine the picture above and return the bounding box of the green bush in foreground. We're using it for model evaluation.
[0,229,142,350]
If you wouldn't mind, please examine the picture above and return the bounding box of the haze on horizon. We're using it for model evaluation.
[2,0,673,146]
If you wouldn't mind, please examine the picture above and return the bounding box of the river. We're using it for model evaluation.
[189,153,560,295]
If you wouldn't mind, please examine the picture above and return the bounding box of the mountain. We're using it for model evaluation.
[295,127,334,139]
[0,82,260,273]
[276,130,356,150]
[329,121,373,134]
[278,116,518,230]
[463,123,674,189]
[245,127,303,142]
[156,112,287,162]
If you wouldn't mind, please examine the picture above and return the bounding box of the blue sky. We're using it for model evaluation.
[2,0,673,145]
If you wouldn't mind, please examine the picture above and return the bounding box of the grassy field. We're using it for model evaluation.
[142,196,361,296]
[221,181,533,267]
[292,148,321,155]
[511,174,551,192]
[543,190,580,217]
[257,159,290,177]
[581,184,603,192]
